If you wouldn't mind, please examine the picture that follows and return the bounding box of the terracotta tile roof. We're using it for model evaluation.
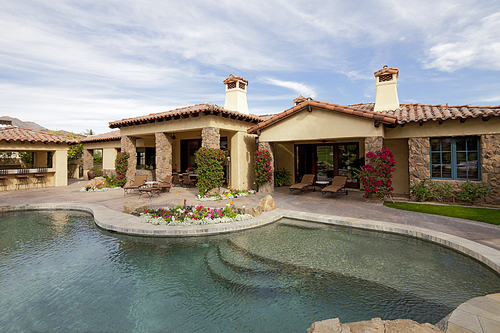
[374,66,399,78]
[349,103,500,125]
[248,100,397,134]
[0,127,80,144]
[223,74,248,85]
[109,103,261,129]
[81,130,121,143]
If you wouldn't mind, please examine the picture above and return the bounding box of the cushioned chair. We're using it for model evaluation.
[123,175,147,195]
[139,176,172,199]
[289,174,315,193]
[322,176,348,197]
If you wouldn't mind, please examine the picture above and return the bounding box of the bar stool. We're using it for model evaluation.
[15,168,30,189]
[34,167,48,188]
[0,169,8,190]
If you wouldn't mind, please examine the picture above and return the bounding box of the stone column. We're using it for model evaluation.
[364,137,384,156]
[83,149,93,180]
[481,134,500,205]
[155,132,173,181]
[257,141,274,193]
[201,127,220,149]
[121,135,137,184]
[408,137,430,185]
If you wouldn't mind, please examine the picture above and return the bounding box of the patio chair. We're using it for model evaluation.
[123,174,147,196]
[138,176,172,199]
[289,174,315,193]
[0,169,8,190]
[172,172,182,186]
[322,176,348,197]
[182,173,195,187]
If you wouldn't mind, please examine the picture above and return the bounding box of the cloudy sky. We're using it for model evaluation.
[1,0,499,134]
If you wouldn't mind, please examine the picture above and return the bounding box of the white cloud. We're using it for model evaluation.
[262,78,317,98]
[423,12,500,72]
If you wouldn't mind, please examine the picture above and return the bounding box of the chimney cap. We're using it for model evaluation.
[223,74,248,86]
[374,66,399,78]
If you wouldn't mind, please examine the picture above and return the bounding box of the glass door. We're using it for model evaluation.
[316,145,334,181]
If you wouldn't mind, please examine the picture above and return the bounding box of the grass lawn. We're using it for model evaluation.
[384,202,500,225]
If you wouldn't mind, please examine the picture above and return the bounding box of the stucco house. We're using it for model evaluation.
[82,68,500,204]
[0,123,79,189]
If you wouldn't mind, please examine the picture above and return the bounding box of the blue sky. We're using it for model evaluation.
[1,0,499,134]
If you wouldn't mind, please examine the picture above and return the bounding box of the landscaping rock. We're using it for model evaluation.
[260,195,276,212]
[85,176,107,188]
[244,205,262,217]
[124,200,148,215]
[307,318,441,333]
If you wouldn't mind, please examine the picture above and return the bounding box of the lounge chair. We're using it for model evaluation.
[123,175,147,195]
[139,176,172,199]
[322,176,348,197]
[289,174,315,193]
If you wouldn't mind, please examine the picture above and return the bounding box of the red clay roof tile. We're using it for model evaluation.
[0,127,79,144]
[81,130,121,143]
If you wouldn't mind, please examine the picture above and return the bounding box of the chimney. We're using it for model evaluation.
[374,65,400,112]
[223,74,249,114]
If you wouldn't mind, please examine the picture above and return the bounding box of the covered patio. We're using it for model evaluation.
[0,126,79,190]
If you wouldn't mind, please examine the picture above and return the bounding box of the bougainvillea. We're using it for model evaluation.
[195,147,226,195]
[114,152,129,187]
[359,147,396,199]
[253,150,272,189]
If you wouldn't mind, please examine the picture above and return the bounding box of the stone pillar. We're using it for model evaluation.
[83,149,93,180]
[481,134,500,205]
[201,127,220,149]
[121,135,137,183]
[155,132,173,181]
[257,141,274,193]
[408,137,430,185]
[364,137,384,156]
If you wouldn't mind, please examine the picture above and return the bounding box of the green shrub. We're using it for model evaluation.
[410,180,434,202]
[410,180,454,202]
[456,181,491,204]
[274,168,291,187]
[195,147,226,195]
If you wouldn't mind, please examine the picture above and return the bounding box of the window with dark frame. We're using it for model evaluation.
[430,136,480,180]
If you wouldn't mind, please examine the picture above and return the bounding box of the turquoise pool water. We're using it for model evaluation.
[1,210,499,332]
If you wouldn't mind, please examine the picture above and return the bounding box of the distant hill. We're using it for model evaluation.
[0,116,47,131]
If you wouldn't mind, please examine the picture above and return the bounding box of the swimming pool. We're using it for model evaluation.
[1,210,499,332]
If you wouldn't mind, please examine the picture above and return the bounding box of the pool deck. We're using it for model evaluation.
[1,180,500,332]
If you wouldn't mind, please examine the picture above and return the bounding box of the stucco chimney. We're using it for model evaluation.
[223,74,249,114]
[374,66,400,112]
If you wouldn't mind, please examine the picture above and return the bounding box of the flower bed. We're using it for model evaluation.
[140,204,253,226]
[80,178,121,192]
[196,188,256,202]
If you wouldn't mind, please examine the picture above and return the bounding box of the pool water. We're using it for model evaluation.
[1,210,499,332]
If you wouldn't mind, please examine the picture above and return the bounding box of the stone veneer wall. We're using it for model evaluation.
[481,134,500,205]
[121,135,137,184]
[155,132,172,181]
[257,141,274,193]
[83,149,93,180]
[201,127,220,149]
[409,135,500,205]
[408,137,430,184]
[364,137,383,157]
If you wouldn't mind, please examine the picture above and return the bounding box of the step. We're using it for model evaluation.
[217,241,276,273]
